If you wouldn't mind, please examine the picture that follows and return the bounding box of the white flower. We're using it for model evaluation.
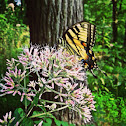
[45,103,57,110]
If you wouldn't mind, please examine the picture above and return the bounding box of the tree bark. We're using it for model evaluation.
[25,0,83,46]
[124,16,126,47]
[112,0,118,43]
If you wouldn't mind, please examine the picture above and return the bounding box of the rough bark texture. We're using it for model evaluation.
[25,0,90,125]
[25,0,83,46]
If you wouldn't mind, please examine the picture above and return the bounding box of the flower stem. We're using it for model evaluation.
[26,70,46,117]
[30,105,68,118]
[40,99,66,105]
[23,67,27,111]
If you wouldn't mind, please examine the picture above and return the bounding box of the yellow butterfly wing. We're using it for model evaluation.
[59,21,106,77]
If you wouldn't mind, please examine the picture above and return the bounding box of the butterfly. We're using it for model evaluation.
[58,21,106,78]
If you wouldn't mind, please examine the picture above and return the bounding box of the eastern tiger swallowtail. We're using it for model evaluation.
[58,21,106,78]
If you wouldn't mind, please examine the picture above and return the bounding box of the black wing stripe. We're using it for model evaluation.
[71,28,78,35]
[87,23,91,46]
[93,25,96,43]
[75,26,80,32]
[65,31,81,56]
[66,44,74,55]
[67,44,81,57]
[71,27,80,40]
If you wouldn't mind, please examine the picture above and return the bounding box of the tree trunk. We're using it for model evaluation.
[112,0,118,43]
[25,0,83,46]
[124,16,126,47]
[25,0,89,125]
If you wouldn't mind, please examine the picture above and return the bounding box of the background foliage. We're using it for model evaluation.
[84,0,126,125]
[0,0,29,119]
[0,0,29,78]
[0,0,126,125]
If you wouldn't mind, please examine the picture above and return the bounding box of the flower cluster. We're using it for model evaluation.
[0,45,96,124]
[0,61,35,101]
[54,82,96,123]
[0,111,18,125]
[0,111,43,126]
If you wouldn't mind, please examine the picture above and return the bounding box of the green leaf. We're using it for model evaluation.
[14,108,25,118]
[54,119,69,126]
[104,65,113,72]
[10,108,25,126]
[61,121,69,126]
[43,118,52,126]
[33,92,40,106]
[104,87,109,92]
[45,118,52,124]
[34,120,42,125]
[21,117,34,126]
[69,124,76,126]
[0,14,7,20]
[54,119,62,126]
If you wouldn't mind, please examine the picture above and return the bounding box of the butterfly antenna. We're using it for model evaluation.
[90,70,97,78]
[97,67,107,76]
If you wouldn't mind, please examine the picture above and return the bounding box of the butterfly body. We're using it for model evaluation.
[58,21,106,78]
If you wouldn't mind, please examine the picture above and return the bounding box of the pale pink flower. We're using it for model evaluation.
[0,119,4,123]
[13,90,21,96]
[28,81,36,89]
[20,92,25,102]
[37,121,43,126]
[23,46,34,57]
[20,92,35,102]
[0,111,15,125]
[8,3,15,11]
[7,91,14,94]
[66,100,75,106]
